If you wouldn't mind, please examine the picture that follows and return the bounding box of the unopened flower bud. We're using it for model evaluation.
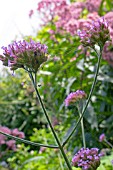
[99,133,106,142]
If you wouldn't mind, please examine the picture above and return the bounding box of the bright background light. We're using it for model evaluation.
[0,0,40,68]
[0,0,39,46]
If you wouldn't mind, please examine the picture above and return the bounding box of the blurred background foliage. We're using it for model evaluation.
[0,0,113,169]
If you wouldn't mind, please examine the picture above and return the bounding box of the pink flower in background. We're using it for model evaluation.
[104,12,113,40]
[49,30,55,35]
[0,126,11,145]
[0,134,6,145]
[11,128,20,136]
[37,0,67,23]
[12,128,25,138]
[85,0,102,12]
[0,126,11,134]
[78,12,100,31]
[30,0,113,41]
[6,140,16,151]
[102,41,113,66]
[34,0,102,36]
[0,126,25,151]
[65,90,87,107]
[99,133,106,142]
[39,147,46,154]
[17,132,25,138]
[54,1,85,35]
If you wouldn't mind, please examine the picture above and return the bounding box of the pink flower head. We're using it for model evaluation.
[85,0,102,12]
[0,126,11,145]
[99,133,106,142]
[0,134,6,145]
[78,18,110,47]
[0,126,24,151]
[65,90,87,107]
[72,148,100,170]
[0,39,48,73]
[12,128,25,138]
[0,126,11,134]
[6,140,16,151]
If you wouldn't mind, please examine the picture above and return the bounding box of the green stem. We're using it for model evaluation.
[58,153,64,170]
[105,139,113,148]
[78,108,86,148]
[0,131,58,149]
[62,48,102,146]
[29,72,72,170]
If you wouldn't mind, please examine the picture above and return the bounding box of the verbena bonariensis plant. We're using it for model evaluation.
[0,18,111,170]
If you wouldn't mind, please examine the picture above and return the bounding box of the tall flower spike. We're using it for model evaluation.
[72,148,100,170]
[0,39,48,73]
[77,17,110,48]
[65,90,87,107]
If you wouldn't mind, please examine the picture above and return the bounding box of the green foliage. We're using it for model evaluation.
[32,24,113,150]
[98,151,113,170]
[7,137,67,170]
[0,69,47,136]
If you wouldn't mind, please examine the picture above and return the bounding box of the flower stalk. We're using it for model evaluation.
[29,72,72,170]
[62,47,102,146]
[77,105,86,148]
[0,130,58,149]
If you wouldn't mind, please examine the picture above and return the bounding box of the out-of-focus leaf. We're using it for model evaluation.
[84,103,98,129]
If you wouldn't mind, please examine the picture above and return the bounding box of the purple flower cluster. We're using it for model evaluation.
[0,39,48,73]
[72,148,100,170]
[85,0,102,13]
[0,126,25,151]
[65,90,87,107]
[78,18,110,47]
[34,0,101,36]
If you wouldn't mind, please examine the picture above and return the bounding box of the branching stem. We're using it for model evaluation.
[62,47,102,146]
